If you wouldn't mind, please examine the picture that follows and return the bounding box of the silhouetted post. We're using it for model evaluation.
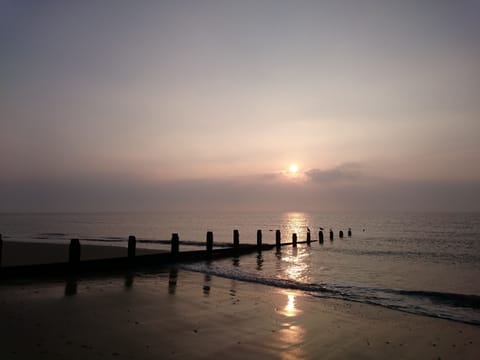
[292,233,297,247]
[329,230,334,241]
[318,230,324,244]
[257,229,262,249]
[0,233,3,268]
[339,230,344,238]
[348,228,352,237]
[206,231,213,254]
[233,229,239,251]
[171,233,179,255]
[275,230,281,249]
[69,238,81,268]
[306,231,311,244]
[128,235,136,259]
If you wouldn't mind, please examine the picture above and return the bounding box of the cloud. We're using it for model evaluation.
[1,169,480,212]
[305,163,364,184]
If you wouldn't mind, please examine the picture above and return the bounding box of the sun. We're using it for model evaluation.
[289,163,299,174]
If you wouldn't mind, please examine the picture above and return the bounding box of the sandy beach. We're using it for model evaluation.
[0,242,479,359]
[1,241,161,267]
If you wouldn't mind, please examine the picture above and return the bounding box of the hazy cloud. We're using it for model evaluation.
[1,174,479,213]
[305,163,364,184]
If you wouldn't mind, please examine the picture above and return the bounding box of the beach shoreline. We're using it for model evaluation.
[0,241,479,359]
[0,240,162,267]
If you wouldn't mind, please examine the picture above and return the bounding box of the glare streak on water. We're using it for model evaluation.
[1,211,479,324]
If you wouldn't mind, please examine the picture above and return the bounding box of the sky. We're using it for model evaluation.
[1,0,480,212]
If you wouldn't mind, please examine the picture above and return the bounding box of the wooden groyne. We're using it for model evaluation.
[0,227,353,280]
[0,244,273,280]
[0,231,275,280]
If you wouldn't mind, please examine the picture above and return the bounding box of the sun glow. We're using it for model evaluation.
[289,163,299,174]
[284,163,306,181]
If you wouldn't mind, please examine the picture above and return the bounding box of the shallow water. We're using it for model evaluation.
[1,211,480,324]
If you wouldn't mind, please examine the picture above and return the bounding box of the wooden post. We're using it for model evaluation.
[128,235,136,259]
[233,229,239,251]
[0,233,3,268]
[69,238,81,267]
[292,233,297,247]
[339,230,344,238]
[348,228,352,237]
[306,231,311,244]
[171,233,179,255]
[329,230,334,241]
[206,231,213,254]
[319,230,324,244]
[275,230,281,249]
[257,229,262,249]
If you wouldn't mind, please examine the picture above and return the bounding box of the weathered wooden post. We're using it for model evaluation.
[206,231,213,254]
[318,230,324,244]
[306,231,311,244]
[128,235,136,259]
[171,233,179,255]
[348,228,352,237]
[257,229,262,250]
[233,229,239,251]
[339,230,344,238]
[0,233,3,268]
[292,233,297,247]
[329,230,334,241]
[69,238,81,268]
[275,230,281,249]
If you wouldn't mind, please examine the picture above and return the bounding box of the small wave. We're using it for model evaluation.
[180,263,480,326]
[323,247,480,264]
[38,232,67,237]
[180,263,329,292]
[80,238,125,243]
[384,289,480,309]
[34,233,68,239]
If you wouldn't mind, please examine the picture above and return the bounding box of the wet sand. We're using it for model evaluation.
[1,241,161,266]
[0,243,479,359]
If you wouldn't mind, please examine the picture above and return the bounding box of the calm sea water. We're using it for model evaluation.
[1,211,480,325]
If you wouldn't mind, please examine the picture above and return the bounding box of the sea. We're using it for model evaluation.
[1,211,480,325]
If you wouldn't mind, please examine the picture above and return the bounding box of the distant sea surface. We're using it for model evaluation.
[1,211,480,325]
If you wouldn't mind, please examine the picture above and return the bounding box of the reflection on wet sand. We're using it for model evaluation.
[278,290,302,317]
[64,276,77,296]
[124,271,134,289]
[203,273,211,296]
[168,268,178,295]
[229,279,238,304]
[277,290,305,360]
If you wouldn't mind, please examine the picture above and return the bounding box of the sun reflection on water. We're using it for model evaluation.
[276,212,313,283]
[283,249,310,282]
[271,213,311,359]
[284,212,309,240]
